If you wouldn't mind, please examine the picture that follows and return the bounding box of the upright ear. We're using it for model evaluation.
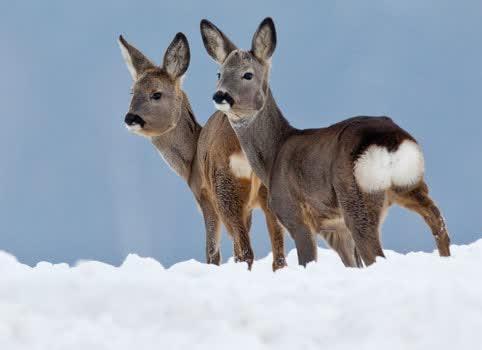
[200,19,237,63]
[251,17,277,61]
[162,32,190,79]
[118,35,155,80]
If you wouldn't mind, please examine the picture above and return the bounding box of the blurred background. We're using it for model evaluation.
[0,0,480,266]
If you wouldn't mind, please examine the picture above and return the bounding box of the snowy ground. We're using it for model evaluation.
[0,241,481,350]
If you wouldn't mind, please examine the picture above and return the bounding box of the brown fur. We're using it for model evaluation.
[119,33,287,270]
[200,18,451,267]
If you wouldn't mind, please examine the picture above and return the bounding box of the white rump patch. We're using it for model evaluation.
[354,140,424,192]
[229,152,252,179]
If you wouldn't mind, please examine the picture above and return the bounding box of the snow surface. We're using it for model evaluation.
[0,241,481,350]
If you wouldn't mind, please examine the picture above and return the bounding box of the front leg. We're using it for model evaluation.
[281,214,317,266]
[292,227,317,266]
[228,221,254,270]
[214,170,254,269]
[270,194,317,267]
[258,185,287,271]
[199,194,221,265]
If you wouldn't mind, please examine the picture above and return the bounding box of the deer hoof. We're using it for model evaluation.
[234,253,254,270]
[272,257,287,271]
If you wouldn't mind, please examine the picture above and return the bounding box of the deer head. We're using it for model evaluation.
[119,33,190,137]
[200,18,277,126]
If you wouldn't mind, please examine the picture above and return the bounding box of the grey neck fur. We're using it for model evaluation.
[150,93,201,181]
[230,89,293,185]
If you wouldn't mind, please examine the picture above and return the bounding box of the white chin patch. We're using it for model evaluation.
[125,123,143,134]
[354,140,425,192]
[213,101,231,112]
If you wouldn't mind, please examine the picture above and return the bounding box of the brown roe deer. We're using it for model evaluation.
[200,18,451,267]
[118,32,290,270]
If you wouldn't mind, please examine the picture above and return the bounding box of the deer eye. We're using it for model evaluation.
[151,92,162,100]
[242,72,253,80]
[217,73,221,80]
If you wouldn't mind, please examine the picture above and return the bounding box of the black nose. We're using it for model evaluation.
[124,113,145,127]
[212,91,234,106]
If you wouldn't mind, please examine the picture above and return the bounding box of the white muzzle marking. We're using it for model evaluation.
[354,140,425,192]
[125,123,143,134]
[213,101,231,112]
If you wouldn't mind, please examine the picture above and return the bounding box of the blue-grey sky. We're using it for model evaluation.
[0,0,480,266]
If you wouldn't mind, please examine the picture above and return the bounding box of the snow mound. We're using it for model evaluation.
[1,241,481,350]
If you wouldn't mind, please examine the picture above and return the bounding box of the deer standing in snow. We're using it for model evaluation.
[118,33,291,269]
[200,18,451,267]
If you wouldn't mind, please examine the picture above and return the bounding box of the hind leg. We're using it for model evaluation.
[335,178,385,266]
[392,181,451,256]
[321,229,363,268]
[258,185,287,271]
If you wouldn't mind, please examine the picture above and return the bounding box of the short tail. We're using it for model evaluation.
[353,140,425,193]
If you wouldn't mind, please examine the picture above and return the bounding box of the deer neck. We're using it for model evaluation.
[230,89,293,186]
[151,92,201,181]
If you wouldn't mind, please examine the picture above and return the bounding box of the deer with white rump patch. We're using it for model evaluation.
[118,32,292,269]
[200,18,451,267]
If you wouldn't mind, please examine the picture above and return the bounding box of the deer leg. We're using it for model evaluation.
[291,226,317,267]
[281,217,317,267]
[270,198,317,267]
[224,219,254,270]
[199,195,221,265]
[258,186,287,271]
[214,171,254,269]
[336,180,385,266]
[320,229,363,268]
[392,182,451,256]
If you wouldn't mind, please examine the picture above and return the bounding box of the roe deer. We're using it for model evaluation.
[118,32,289,270]
[200,18,451,267]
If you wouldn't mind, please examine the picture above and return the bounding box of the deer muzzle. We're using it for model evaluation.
[124,113,146,127]
[212,91,234,112]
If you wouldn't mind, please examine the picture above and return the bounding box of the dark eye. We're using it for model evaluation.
[217,73,221,80]
[151,92,162,100]
[243,72,253,80]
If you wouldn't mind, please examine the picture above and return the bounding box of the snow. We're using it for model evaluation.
[1,241,481,350]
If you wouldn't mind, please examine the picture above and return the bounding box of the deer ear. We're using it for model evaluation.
[251,17,277,61]
[163,33,190,79]
[200,19,237,64]
[118,35,155,80]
